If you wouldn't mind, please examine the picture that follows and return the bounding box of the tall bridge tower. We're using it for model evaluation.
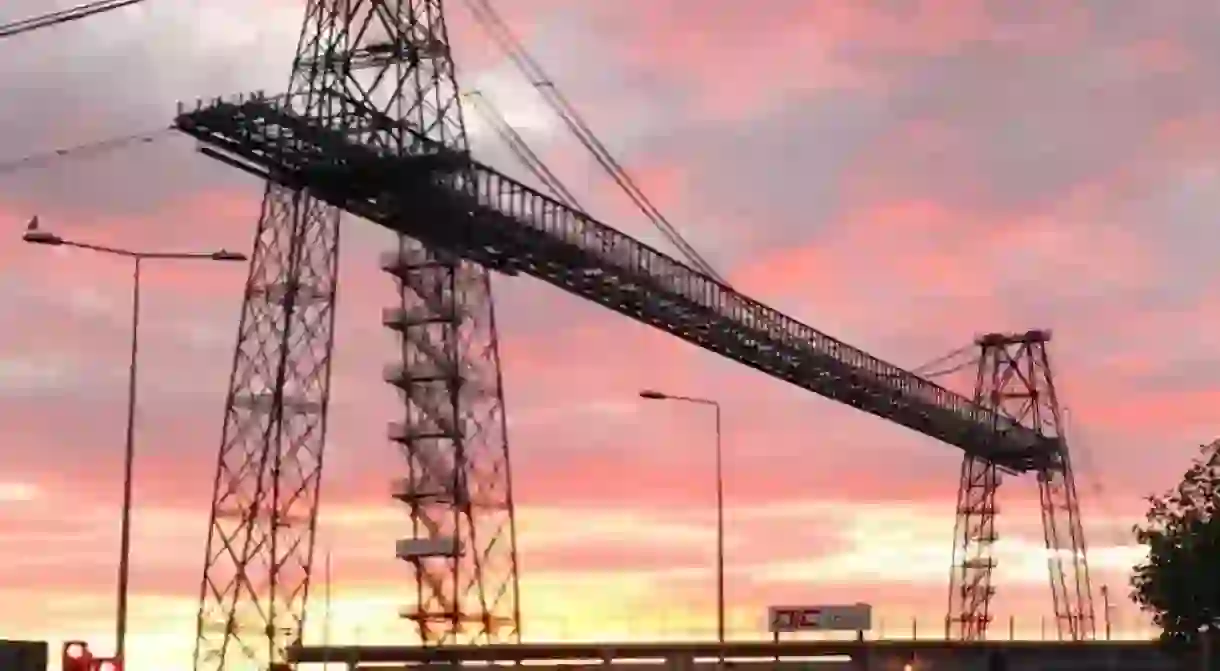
[947,331,1094,641]
[193,1,519,669]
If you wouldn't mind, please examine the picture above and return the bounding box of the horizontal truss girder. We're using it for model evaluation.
[174,93,1059,472]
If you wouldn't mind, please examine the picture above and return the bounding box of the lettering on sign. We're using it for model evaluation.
[769,607,822,631]
[770,608,795,632]
[767,604,872,633]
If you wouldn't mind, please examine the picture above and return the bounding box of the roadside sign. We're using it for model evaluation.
[767,603,872,633]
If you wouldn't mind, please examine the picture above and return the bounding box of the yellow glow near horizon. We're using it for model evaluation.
[7,499,1156,671]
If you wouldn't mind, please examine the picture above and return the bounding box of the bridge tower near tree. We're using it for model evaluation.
[947,330,1094,641]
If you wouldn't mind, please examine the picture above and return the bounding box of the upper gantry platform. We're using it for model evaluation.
[173,92,1059,472]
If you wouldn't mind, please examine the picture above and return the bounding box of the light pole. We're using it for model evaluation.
[1100,584,1112,640]
[22,217,246,664]
[638,389,725,645]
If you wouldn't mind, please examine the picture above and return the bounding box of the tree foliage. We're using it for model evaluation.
[1130,439,1220,643]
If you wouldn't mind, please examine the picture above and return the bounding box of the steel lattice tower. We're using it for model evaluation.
[377,0,521,647]
[194,1,519,669]
[947,330,1095,641]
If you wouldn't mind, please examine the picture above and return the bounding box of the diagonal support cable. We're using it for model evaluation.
[0,0,147,40]
[459,0,725,284]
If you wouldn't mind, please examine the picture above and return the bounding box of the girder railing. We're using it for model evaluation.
[174,93,1058,472]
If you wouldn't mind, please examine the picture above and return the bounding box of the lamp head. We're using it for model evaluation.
[22,229,63,245]
[22,215,63,244]
[639,389,667,400]
[210,249,247,262]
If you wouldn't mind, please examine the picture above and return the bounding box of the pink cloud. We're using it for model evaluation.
[12,2,1220,665]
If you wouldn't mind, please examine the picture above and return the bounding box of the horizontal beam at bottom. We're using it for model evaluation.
[289,640,1163,664]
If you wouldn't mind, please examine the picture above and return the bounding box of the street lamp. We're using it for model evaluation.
[638,389,725,646]
[22,216,246,664]
[1202,623,1215,671]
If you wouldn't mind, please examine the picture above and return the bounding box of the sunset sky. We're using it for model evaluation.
[3,0,1219,668]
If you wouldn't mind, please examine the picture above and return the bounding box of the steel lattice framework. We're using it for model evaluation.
[373,0,521,649]
[193,1,519,669]
[948,331,1095,642]
[174,64,1098,667]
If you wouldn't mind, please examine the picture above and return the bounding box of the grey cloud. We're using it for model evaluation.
[870,45,1218,210]
[0,356,87,394]
[632,87,893,257]
[1081,1,1220,42]
[0,0,298,214]
[514,1,1220,254]
[1124,356,1220,395]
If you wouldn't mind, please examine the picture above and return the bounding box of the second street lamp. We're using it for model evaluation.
[639,389,725,645]
[23,216,247,665]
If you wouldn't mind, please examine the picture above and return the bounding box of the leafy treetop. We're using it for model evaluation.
[1131,439,1220,643]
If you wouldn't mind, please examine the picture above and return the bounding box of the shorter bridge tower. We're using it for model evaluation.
[947,330,1095,641]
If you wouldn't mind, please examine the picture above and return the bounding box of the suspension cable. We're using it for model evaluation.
[911,343,976,375]
[459,0,726,284]
[0,126,172,178]
[0,0,147,40]
[464,90,585,211]
[920,357,979,379]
